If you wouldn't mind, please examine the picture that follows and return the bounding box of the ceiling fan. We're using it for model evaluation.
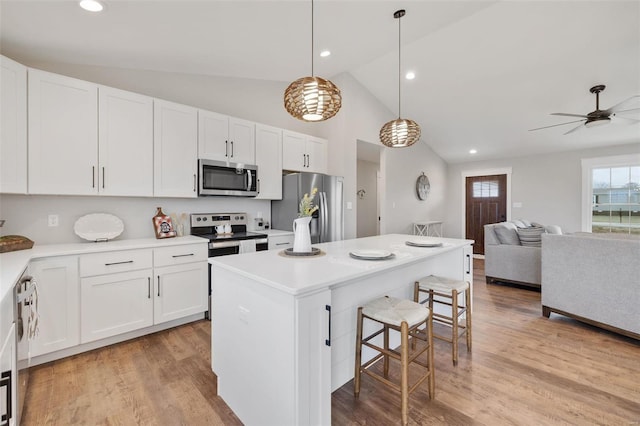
[529,85,640,135]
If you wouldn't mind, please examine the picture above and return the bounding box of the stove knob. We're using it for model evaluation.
[239,215,244,220]
[196,217,201,222]
[203,217,208,222]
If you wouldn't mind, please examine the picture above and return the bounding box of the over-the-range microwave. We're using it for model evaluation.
[198,159,258,197]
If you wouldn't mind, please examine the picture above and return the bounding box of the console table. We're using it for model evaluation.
[413,221,443,237]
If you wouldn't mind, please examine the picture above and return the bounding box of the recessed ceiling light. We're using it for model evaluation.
[469,149,477,154]
[320,50,331,58]
[79,0,104,12]
[405,71,415,80]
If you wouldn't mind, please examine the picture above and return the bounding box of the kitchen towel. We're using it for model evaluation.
[239,240,256,254]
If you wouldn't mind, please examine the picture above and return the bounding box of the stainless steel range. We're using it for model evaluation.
[190,213,268,319]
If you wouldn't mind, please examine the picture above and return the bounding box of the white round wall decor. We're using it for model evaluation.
[74,213,124,242]
[416,172,430,201]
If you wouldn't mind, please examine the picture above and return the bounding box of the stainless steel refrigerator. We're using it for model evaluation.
[271,172,344,243]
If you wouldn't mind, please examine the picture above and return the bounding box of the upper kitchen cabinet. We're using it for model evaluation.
[28,69,98,195]
[255,124,283,200]
[198,110,255,165]
[0,55,27,194]
[282,130,328,174]
[98,86,153,196]
[154,100,198,198]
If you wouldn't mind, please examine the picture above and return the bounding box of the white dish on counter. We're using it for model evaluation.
[349,249,394,260]
[405,240,443,248]
[74,213,124,242]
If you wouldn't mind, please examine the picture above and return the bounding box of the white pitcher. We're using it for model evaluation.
[292,216,312,253]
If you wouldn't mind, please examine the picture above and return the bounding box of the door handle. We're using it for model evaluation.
[325,305,332,346]
[157,275,160,297]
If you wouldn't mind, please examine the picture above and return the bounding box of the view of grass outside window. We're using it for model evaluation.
[592,166,640,234]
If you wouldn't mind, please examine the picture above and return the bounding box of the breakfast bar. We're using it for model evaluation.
[209,234,473,425]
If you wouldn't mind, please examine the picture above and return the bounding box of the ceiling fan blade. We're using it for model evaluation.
[563,123,585,135]
[528,119,585,132]
[614,115,640,123]
[611,107,640,115]
[605,95,640,113]
[550,113,590,118]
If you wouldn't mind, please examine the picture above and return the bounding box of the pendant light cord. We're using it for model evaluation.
[398,12,401,118]
[311,0,315,77]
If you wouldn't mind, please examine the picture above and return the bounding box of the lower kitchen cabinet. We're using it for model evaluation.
[81,269,154,343]
[154,262,207,324]
[268,234,294,250]
[28,256,80,357]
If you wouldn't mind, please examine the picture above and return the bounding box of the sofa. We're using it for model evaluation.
[541,233,640,340]
[484,220,560,288]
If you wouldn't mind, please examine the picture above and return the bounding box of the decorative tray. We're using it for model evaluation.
[74,213,124,242]
[281,247,323,257]
[0,235,34,253]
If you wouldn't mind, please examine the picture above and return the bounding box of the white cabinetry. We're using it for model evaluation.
[268,234,294,250]
[198,110,255,165]
[0,55,27,194]
[80,250,153,343]
[255,124,283,200]
[0,324,16,426]
[153,245,208,324]
[98,86,153,196]
[282,130,327,173]
[29,256,80,356]
[154,100,198,197]
[28,69,98,195]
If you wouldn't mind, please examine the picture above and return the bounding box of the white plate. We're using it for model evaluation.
[405,240,443,248]
[74,213,124,242]
[349,249,394,260]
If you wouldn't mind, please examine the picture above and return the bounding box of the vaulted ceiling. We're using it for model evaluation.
[1,0,639,163]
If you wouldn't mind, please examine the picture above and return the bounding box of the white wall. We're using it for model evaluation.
[356,160,378,237]
[0,194,271,244]
[445,142,640,238]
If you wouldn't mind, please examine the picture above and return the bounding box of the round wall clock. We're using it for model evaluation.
[416,172,430,200]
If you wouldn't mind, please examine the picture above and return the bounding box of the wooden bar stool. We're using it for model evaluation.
[414,275,472,366]
[354,296,434,426]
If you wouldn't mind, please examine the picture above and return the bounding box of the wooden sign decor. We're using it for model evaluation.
[153,207,176,239]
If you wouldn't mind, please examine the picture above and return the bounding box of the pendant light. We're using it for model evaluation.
[284,0,342,122]
[380,9,421,148]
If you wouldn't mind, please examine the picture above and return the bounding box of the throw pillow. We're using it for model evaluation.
[511,219,526,228]
[495,224,521,245]
[517,226,546,247]
[545,225,562,235]
[519,219,532,227]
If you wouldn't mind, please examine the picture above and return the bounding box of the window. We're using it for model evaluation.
[583,155,640,235]
[472,180,499,198]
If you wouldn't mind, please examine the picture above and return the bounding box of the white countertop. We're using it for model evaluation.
[0,235,207,304]
[210,234,473,296]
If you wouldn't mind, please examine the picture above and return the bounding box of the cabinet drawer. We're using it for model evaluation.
[80,249,152,277]
[154,244,208,267]
[268,234,294,250]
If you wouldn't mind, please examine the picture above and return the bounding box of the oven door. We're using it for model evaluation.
[199,159,258,197]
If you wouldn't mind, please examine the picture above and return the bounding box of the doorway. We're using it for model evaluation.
[465,174,508,255]
[357,141,381,238]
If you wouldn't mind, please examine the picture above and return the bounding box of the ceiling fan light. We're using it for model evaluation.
[380,118,421,148]
[584,117,611,128]
[284,76,342,122]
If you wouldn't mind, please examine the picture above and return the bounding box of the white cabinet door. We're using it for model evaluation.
[282,130,306,171]
[98,86,153,196]
[255,124,282,200]
[198,109,230,162]
[80,269,154,343]
[154,100,198,198]
[0,324,17,426]
[154,262,207,325]
[228,117,255,165]
[29,256,80,357]
[28,69,98,195]
[306,136,328,174]
[0,55,27,194]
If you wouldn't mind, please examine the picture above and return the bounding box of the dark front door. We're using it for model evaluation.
[465,174,507,255]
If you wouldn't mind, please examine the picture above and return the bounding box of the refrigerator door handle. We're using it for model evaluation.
[321,191,329,242]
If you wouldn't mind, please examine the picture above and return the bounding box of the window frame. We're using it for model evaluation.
[581,153,640,233]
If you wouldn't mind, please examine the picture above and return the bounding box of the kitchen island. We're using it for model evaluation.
[209,234,473,426]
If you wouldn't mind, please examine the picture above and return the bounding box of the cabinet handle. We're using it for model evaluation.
[102,167,105,189]
[230,141,234,157]
[148,277,151,299]
[302,153,306,167]
[325,305,331,347]
[225,140,228,157]
[193,174,197,192]
[172,253,194,258]
[157,275,161,297]
[92,166,95,188]
[1,370,12,422]
[466,254,471,274]
[257,178,260,194]
[275,242,290,246]
[104,260,134,266]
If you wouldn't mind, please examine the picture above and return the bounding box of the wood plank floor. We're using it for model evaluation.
[22,260,640,425]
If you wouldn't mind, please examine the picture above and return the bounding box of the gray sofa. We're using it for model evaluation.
[484,222,544,287]
[541,233,640,340]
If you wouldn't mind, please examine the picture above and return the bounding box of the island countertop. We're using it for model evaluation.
[209,234,473,296]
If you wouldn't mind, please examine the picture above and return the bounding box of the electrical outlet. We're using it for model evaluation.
[48,214,59,227]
